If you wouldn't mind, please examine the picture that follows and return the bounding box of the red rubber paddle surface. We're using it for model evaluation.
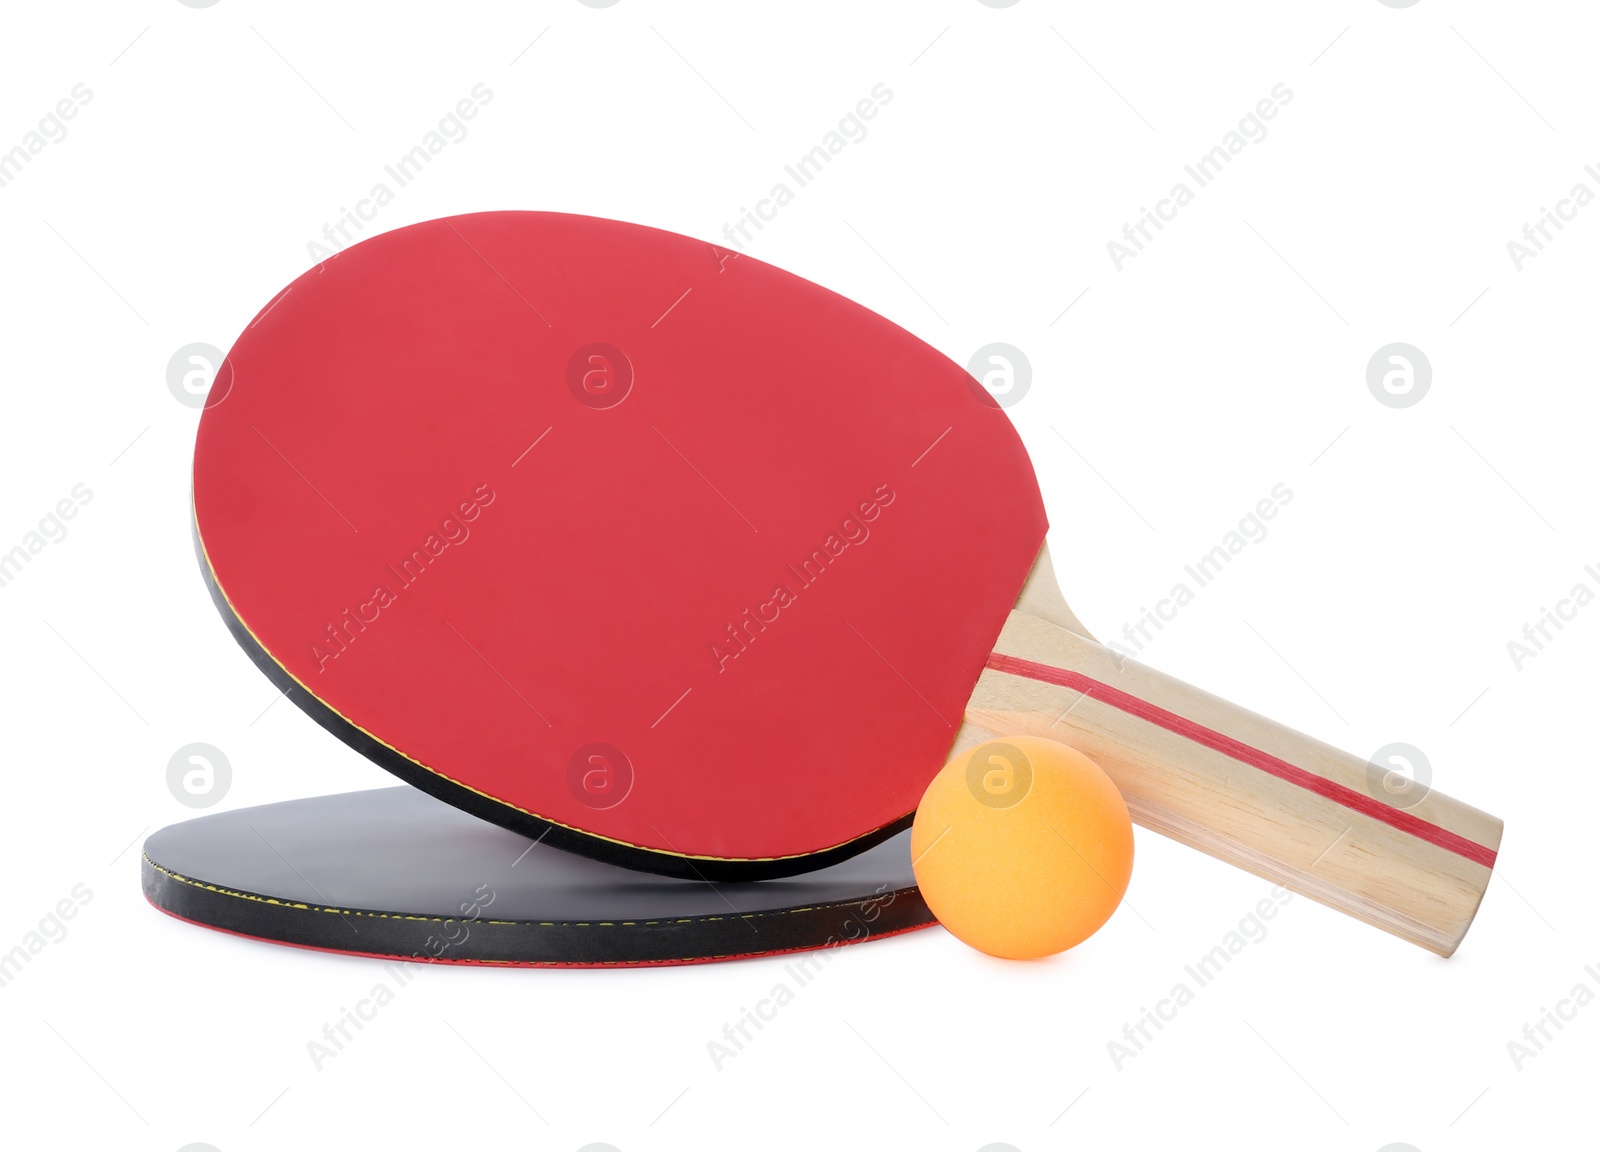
[193,212,1047,877]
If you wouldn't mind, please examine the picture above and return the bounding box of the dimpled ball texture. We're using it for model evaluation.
[911,735,1134,959]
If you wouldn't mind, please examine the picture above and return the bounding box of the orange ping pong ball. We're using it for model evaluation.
[911,735,1134,959]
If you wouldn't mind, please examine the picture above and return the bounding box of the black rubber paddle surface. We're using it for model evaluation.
[143,788,932,966]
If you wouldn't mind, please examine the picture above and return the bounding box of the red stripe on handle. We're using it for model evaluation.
[984,653,1497,869]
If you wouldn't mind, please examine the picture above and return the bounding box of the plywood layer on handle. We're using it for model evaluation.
[968,611,1502,956]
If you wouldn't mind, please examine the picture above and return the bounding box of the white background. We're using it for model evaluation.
[0,2,1593,1149]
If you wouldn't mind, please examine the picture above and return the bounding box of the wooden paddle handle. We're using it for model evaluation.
[964,611,1502,956]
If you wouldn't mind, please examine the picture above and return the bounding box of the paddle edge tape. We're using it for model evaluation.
[190,507,914,880]
[143,853,935,967]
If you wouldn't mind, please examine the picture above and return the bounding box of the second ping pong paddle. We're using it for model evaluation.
[193,212,1500,955]
[145,787,928,966]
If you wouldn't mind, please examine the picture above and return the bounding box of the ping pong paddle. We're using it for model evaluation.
[144,787,928,966]
[192,211,1500,955]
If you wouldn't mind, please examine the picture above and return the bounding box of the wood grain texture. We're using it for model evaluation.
[1012,543,1095,639]
[969,608,1502,956]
